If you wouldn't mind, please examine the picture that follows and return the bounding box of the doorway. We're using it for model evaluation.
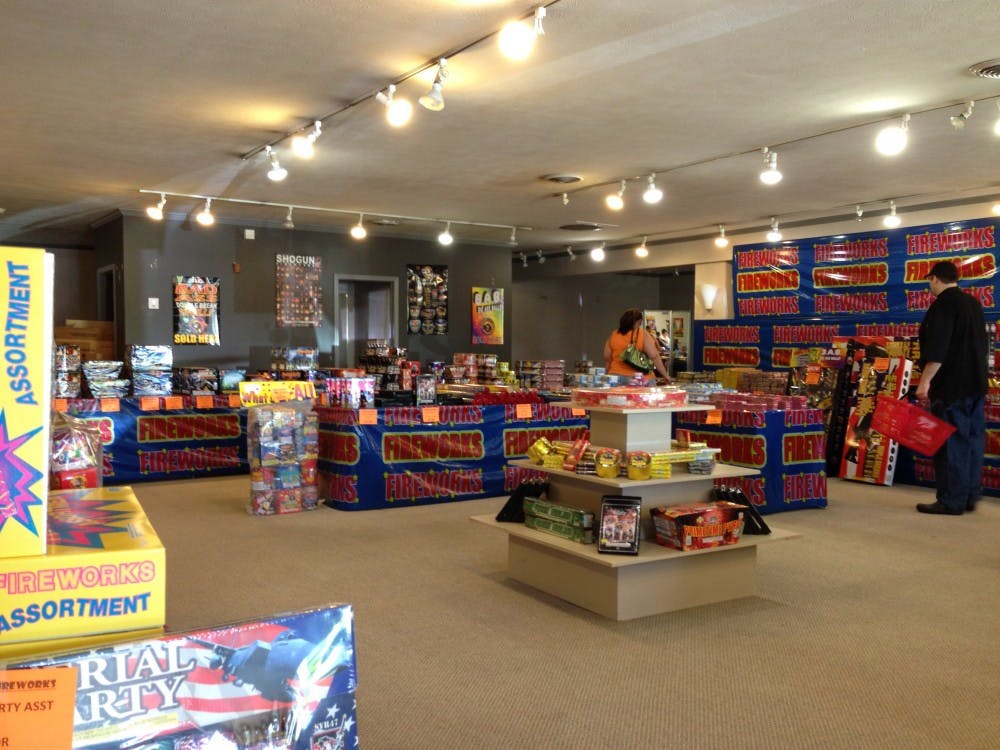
[333,275,399,367]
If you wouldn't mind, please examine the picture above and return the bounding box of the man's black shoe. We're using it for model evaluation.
[916,502,963,515]
[966,501,977,512]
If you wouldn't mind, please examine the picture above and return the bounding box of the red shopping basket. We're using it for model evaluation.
[871,396,955,456]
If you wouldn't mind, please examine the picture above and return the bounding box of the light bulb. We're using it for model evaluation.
[386,97,413,127]
[291,134,314,159]
[642,174,662,204]
[992,202,1000,216]
[994,118,1000,137]
[883,200,902,228]
[766,217,781,243]
[714,225,729,248]
[146,194,165,221]
[875,115,909,156]
[438,223,453,246]
[605,181,626,211]
[196,199,214,227]
[759,150,782,185]
[635,240,649,258]
[268,164,287,182]
[498,19,535,60]
[350,216,367,240]
[590,245,605,262]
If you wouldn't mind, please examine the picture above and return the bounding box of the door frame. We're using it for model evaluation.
[332,274,399,367]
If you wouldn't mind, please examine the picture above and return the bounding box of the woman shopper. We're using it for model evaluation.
[603,307,670,382]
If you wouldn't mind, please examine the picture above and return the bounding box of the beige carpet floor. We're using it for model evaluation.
[132,475,1000,750]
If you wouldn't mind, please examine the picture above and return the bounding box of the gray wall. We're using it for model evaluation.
[117,215,514,367]
[511,273,665,365]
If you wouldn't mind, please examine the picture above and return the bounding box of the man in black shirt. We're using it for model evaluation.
[915,260,988,515]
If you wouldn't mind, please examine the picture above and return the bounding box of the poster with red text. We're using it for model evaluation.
[173,276,220,345]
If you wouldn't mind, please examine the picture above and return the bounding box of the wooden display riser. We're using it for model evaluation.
[471,514,799,620]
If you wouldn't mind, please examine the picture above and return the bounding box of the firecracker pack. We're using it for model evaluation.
[4,604,359,750]
[54,343,83,398]
[524,514,595,544]
[172,366,220,395]
[219,368,247,393]
[0,246,54,559]
[271,347,319,371]
[247,404,320,515]
[324,377,375,409]
[649,501,746,551]
[0,486,165,648]
[49,412,104,490]
[82,361,129,398]
[522,497,594,529]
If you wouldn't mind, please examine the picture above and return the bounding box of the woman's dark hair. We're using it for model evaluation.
[617,307,643,335]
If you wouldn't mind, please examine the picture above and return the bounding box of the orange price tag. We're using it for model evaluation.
[358,408,377,425]
[228,394,242,408]
[99,398,120,412]
[53,398,69,412]
[0,665,78,749]
[515,403,533,419]
[163,396,183,410]
[422,406,440,423]
[195,395,214,409]
[705,409,723,425]
[873,357,889,372]
[571,408,586,417]
[805,370,821,385]
[140,396,160,411]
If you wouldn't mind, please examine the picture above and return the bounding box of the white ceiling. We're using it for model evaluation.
[1,0,999,256]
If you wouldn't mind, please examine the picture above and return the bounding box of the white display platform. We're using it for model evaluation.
[471,514,799,620]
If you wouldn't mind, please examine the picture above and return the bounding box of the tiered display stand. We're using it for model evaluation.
[472,403,799,620]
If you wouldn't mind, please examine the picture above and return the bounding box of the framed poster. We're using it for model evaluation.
[597,495,641,555]
[172,276,220,345]
[275,254,322,327]
[471,286,503,345]
[406,264,448,335]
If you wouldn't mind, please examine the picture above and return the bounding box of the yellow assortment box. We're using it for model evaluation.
[0,246,54,558]
[0,486,165,646]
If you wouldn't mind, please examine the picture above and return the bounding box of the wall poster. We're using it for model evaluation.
[406,264,448,335]
[275,254,323,327]
[471,286,504,344]
[172,275,220,345]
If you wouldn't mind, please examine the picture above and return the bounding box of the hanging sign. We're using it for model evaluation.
[472,286,504,344]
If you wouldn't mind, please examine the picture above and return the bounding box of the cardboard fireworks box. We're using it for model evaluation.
[522,497,594,529]
[650,501,746,551]
[4,604,359,750]
[0,486,165,647]
[524,514,594,543]
[0,247,54,559]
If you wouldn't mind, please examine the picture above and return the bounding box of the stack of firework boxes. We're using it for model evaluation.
[1,246,166,659]
[247,401,320,515]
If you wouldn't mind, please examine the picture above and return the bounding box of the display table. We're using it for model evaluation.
[472,514,798,620]
[473,402,798,619]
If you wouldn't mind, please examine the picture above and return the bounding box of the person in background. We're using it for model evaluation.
[604,307,670,382]
[914,260,988,515]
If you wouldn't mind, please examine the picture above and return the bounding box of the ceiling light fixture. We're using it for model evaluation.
[561,192,569,206]
[196,198,215,227]
[714,224,729,248]
[438,221,454,246]
[498,6,545,61]
[642,174,663,204]
[949,100,975,129]
[508,227,518,246]
[883,200,902,228]
[291,121,322,159]
[759,147,783,185]
[375,84,413,127]
[875,113,910,156]
[993,202,1000,215]
[635,236,649,258]
[520,252,528,268]
[856,204,864,222]
[265,146,287,182]
[146,193,166,221]
[590,244,606,262]
[350,213,367,240]
[418,59,447,112]
[282,206,295,230]
[605,180,626,211]
[766,217,782,243]
[566,246,576,261]
[536,250,546,264]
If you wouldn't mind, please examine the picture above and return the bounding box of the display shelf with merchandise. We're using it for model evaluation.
[474,400,799,620]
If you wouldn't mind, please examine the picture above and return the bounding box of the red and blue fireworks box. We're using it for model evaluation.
[0,485,165,649]
[4,604,359,750]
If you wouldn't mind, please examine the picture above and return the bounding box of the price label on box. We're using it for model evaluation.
[571,408,586,417]
[228,394,242,408]
[422,406,440,423]
[515,403,533,419]
[705,409,723,425]
[358,408,377,425]
[163,396,183,410]
[53,398,68,412]
[140,397,160,411]
[100,398,120,412]
[0,665,78,750]
[195,395,214,409]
